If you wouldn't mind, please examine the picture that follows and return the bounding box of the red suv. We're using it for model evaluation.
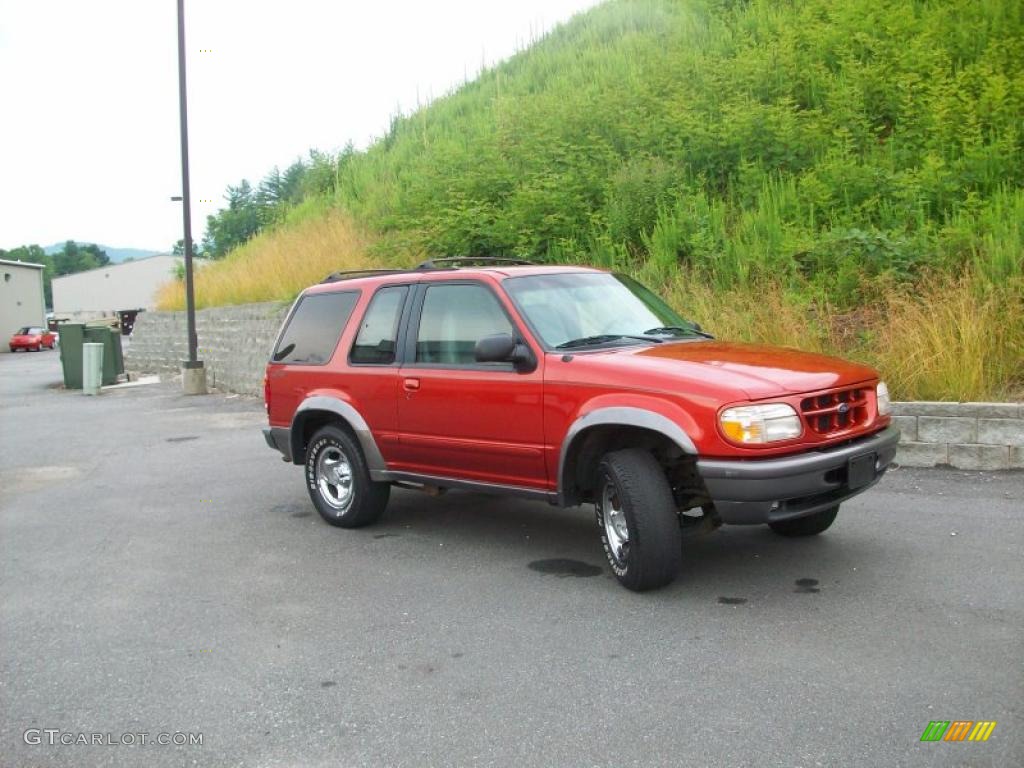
[263,258,898,591]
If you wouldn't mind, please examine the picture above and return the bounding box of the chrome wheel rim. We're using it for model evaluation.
[316,446,354,513]
[600,479,629,566]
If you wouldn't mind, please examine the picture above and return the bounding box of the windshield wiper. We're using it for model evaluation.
[643,325,715,339]
[556,334,663,349]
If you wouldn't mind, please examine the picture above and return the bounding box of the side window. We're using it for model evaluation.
[271,291,359,365]
[415,283,515,365]
[350,285,408,364]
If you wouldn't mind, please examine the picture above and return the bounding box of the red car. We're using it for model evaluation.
[263,258,899,591]
[9,326,58,352]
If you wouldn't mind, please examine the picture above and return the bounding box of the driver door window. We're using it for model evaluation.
[415,284,514,365]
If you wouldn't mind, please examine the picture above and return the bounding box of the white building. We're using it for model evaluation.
[0,259,46,351]
[52,254,181,321]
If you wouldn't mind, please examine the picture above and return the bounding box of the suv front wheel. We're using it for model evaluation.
[305,425,390,528]
[595,448,682,591]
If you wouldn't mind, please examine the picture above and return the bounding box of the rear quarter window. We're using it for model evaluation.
[272,291,359,365]
[350,285,408,364]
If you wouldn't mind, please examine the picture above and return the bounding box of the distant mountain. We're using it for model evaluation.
[43,242,161,263]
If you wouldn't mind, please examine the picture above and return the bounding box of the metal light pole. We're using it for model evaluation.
[175,0,206,394]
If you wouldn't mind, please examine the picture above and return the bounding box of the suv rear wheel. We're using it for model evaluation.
[595,448,682,591]
[305,425,390,528]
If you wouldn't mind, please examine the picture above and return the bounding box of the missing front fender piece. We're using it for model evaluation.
[679,505,722,537]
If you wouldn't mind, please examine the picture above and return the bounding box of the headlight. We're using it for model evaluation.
[720,403,802,444]
[876,381,891,416]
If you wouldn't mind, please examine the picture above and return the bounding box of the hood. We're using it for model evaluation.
[12,333,41,341]
[565,341,879,400]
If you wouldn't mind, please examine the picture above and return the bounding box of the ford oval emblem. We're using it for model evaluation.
[838,403,850,414]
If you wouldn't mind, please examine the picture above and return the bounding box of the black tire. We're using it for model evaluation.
[304,424,390,528]
[768,505,839,537]
[595,448,682,591]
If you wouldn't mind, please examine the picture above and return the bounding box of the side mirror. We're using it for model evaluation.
[474,333,536,372]
[475,333,517,362]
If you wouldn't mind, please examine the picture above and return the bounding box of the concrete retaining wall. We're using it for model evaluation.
[124,302,289,396]
[125,303,1023,470]
[891,402,1023,470]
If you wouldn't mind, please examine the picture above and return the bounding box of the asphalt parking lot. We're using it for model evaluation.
[1,349,1021,768]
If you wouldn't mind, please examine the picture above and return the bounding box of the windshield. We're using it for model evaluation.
[505,272,697,348]
[16,327,39,335]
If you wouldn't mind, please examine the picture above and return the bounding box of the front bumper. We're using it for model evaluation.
[696,425,900,525]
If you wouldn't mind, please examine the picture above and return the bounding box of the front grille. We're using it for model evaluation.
[800,387,868,436]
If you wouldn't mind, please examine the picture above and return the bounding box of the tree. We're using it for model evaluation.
[0,244,46,264]
[1,242,108,307]
[201,180,262,258]
[198,153,315,258]
[172,239,203,257]
[281,160,307,203]
[51,241,109,276]
[257,167,285,210]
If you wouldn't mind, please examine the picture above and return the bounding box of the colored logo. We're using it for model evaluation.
[920,721,997,742]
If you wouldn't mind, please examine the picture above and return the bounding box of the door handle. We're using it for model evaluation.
[403,378,420,392]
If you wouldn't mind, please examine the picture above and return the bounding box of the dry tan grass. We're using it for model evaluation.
[871,273,1024,401]
[155,211,375,310]
[659,277,833,353]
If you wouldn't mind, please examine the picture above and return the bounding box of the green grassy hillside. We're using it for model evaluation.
[333,0,1023,293]
[165,0,1024,399]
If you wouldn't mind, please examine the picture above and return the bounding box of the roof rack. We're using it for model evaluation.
[320,269,409,283]
[319,257,536,283]
[415,256,535,270]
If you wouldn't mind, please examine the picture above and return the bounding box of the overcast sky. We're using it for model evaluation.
[0,0,597,252]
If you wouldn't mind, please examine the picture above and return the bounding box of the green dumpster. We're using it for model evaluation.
[83,326,123,385]
[57,323,86,389]
[105,327,124,377]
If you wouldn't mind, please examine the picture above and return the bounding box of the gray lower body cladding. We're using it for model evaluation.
[263,426,292,462]
[265,420,901,524]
